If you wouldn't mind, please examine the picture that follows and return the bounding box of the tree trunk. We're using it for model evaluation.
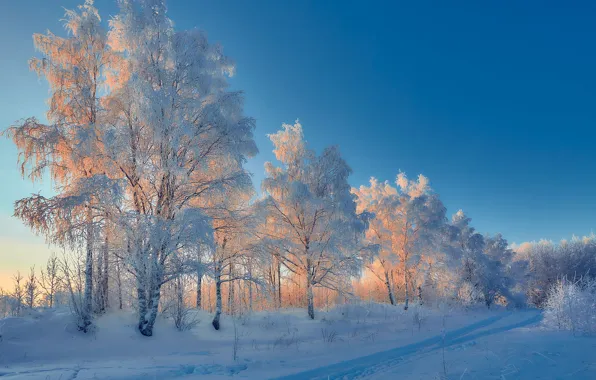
[228,262,234,315]
[95,246,103,313]
[134,241,148,333]
[96,234,109,314]
[138,251,162,337]
[248,262,253,313]
[306,276,315,319]
[82,211,94,332]
[277,257,282,308]
[196,247,203,309]
[269,257,282,309]
[384,270,396,305]
[102,234,109,311]
[137,277,148,334]
[306,255,315,320]
[196,270,202,309]
[116,255,123,310]
[212,266,222,330]
[403,266,409,311]
[175,274,184,326]
[207,278,212,312]
[139,280,161,336]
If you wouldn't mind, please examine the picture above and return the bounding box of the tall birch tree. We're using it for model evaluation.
[259,121,367,319]
[4,0,119,331]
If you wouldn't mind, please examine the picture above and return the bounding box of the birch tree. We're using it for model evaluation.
[446,211,520,307]
[12,272,24,316]
[353,178,400,305]
[353,174,446,309]
[4,0,118,331]
[201,188,261,330]
[445,210,486,303]
[24,267,39,309]
[103,0,257,336]
[516,236,596,306]
[40,255,61,308]
[259,121,368,319]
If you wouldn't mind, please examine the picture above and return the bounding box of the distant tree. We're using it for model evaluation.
[516,235,596,306]
[258,121,368,319]
[59,251,87,323]
[12,272,24,316]
[24,266,40,309]
[479,233,519,308]
[201,187,258,330]
[39,255,61,308]
[353,174,446,309]
[445,211,519,308]
[445,210,486,304]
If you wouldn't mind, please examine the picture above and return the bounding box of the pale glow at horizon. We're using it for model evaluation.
[0,236,53,289]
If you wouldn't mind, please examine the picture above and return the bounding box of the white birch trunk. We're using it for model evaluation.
[228,262,234,316]
[102,234,109,311]
[306,255,315,320]
[248,262,253,313]
[212,265,222,330]
[116,255,123,310]
[404,265,409,311]
[385,269,396,305]
[140,280,162,336]
[196,270,202,309]
[82,210,94,332]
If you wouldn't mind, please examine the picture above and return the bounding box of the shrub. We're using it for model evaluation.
[321,328,338,343]
[543,278,596,335]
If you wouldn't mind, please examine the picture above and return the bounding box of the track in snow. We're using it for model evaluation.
[276,311,542,380]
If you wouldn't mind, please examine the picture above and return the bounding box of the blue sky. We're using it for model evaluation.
[1,0,595,281]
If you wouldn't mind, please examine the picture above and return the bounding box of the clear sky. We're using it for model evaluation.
[1,0,595,287]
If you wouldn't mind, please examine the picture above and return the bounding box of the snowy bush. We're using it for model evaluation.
[518,237,596,307]
[543,278,596,335]
[321,328,338,343]
[168,306,201,332]
[272,331,301,350]
[161,280,201,332]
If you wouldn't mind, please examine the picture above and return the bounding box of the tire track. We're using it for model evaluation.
[274,313,509,380]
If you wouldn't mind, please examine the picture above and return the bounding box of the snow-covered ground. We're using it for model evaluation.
[0,304,594,379]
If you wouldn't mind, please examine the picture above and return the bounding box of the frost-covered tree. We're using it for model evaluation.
[479,233,520,307]
[102,0,257,336]
[258,121,368,319]
[40,255,61,308]
[199,187,260,330]
[13,175,123,324]
[543,277,596,334]
[95,228,110,313]
[11,272,24,316]
[4,0,119,331]
[515,235,596,306]
[24,267,40,309]
[354,173,446,309]
[353,178,400,305]
[445,211,519,308]
[445,210,486,304]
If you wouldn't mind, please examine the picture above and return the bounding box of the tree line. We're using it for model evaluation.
[1,0,595,336]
